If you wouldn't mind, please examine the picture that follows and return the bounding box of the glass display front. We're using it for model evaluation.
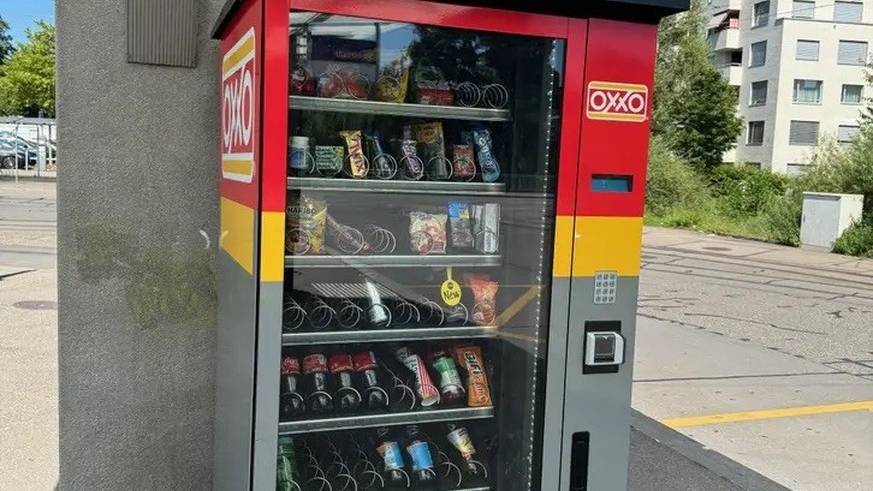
[277,11,566,491]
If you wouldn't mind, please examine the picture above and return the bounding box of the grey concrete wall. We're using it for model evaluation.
[56,0,224,488]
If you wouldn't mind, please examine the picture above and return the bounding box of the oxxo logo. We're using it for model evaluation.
[221,28,256,183]
[586,81,648,123]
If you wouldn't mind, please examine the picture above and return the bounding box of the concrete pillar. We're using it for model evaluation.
[56,0,224,488]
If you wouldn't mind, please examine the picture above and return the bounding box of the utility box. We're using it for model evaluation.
[800,192,863,249]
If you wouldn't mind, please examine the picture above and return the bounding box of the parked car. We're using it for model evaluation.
[0,132,39,169]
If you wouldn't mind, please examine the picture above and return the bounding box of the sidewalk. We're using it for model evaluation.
[643,226,873,277]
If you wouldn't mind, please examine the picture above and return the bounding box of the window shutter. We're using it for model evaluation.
[792,0,815,18]
[796,40,819,60]
[838,125,860,142]
[834,1,863,22]
[838,41,868,65]
[789,121,820,145]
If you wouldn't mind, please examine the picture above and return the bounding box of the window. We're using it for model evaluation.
[750,80,768,105]
[730,50,743,64]
[841,84,863,104]
[750,41,767,66]
[793,79,822,103]
[789,121,820,145]
[837,125,861,142]
[747,121,765,145]
[834,1,863,22]
[787,163,812,176]
[753,1,771,26]
[792,0,815,18]
[795,40,820,60]
[837,40,868,65]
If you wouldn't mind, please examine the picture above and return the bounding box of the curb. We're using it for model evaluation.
[631,409,790,491]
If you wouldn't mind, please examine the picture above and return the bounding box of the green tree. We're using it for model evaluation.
[653,0,743,170]
[0,15,13,65]
[862,60,873,126]
[0,21,55,117]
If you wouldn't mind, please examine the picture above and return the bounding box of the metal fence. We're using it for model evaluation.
[0,117,57,179]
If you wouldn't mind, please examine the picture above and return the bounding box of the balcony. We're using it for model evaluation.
[709,27,741,51]
[718,64,742,86]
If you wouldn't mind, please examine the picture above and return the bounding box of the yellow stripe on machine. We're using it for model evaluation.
[222,30,255,77]
[260,211,285,282]
[572,216,642,277]
[552,215,574,277]
[220,197,255,274]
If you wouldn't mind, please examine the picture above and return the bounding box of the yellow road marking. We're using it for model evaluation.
[661,401,873,428]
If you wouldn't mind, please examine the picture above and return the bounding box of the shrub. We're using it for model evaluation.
[832,223,873,257]
[646,136,710,215]
[709,165,788,217]
[760,190,803,246]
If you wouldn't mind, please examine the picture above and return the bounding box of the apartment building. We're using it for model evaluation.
[707,0,872,174]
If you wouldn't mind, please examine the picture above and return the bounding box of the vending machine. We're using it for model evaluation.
[212,0,684,490]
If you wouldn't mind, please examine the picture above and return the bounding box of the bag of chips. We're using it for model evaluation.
[469,128,501,182]
[464,274,498,326]
[410,211,447,255]
[374,55,411,103]
[413,66,454,106]
[286,195,327,255]
[451,144,476,181]
[448,201,474,249]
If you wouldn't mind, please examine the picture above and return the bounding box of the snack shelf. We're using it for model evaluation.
[282,326,499,346]
[285,254,501,269]
[278,406,495,435]
[290,95,511,122]
[288,176,507,196]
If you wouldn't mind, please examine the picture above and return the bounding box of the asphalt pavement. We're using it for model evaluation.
[0,180,58,491]
[635,227,873,490]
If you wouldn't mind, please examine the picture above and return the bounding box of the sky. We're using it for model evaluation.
[1,0,54,44]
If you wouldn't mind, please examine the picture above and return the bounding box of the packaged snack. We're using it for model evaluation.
[410,211,447,255]
[374,55,411,103]
[394,139,424,180]
[471,203,500,254]
[286,195,327,254]
[290,64,315,96]
[413,66,454,106]
[289,136,311,172]
[471,128,501,182]
[451,144,476,181]
[318,67,368,99]
[365,132,396,179]
[314,145,344,175]
[339,130,368,178]
[447,202,474,249]
[413,122,449,180]
[464,274,498,326]
[452,345,493,407]
[395,346,440,407]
